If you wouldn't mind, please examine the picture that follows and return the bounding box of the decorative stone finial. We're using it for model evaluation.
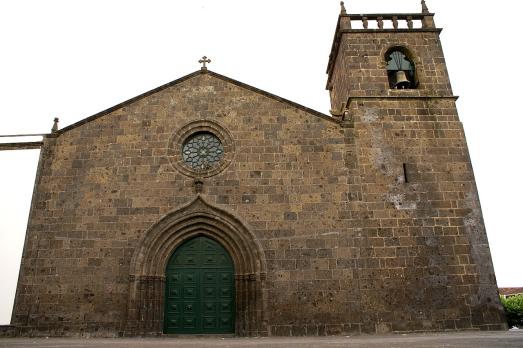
[340,1,346,15]
[421,0,429,14]
[198,56,211,70]
[51,117,59,133]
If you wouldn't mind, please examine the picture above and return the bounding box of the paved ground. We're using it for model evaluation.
[1,330,522,348]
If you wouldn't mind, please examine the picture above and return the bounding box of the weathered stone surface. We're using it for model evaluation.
[10,7,506,338]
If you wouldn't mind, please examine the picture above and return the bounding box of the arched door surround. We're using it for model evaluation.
[126,196,267,336]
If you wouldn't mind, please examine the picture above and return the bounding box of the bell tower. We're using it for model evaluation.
[327,0,450,113]
[326,1,507,332]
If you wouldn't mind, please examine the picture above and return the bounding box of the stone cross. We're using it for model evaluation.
[199,56,211,70]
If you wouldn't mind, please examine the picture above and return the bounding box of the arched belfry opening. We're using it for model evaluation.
[125,196,267,336]
[386,47,417,89]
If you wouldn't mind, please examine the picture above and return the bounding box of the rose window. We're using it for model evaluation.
[182,132,224,170]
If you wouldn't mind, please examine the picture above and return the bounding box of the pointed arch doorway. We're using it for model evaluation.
[126,196,267,336]
[164,236,235,334]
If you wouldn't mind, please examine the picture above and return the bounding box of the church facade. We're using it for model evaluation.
[10,3,507,337]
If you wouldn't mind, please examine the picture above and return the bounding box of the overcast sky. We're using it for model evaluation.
[0,0,521,325]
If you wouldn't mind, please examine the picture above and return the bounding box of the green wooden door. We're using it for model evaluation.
[164,236,235,334]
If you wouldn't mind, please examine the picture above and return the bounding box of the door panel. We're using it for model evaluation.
[164,236,234,334]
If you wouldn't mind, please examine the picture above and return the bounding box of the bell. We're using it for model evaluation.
[393,71,411,89]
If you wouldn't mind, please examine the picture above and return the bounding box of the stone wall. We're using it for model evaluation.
[12,72,354,336]
[343,97,503,332]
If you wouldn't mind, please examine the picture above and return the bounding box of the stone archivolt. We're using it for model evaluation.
[126,195,267,336]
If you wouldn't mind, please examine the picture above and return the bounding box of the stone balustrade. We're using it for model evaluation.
[340,13,436,31]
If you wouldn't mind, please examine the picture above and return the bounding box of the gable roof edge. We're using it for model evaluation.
[57,70,201,134]
[206,71,336,123]
[57,70,337,134]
